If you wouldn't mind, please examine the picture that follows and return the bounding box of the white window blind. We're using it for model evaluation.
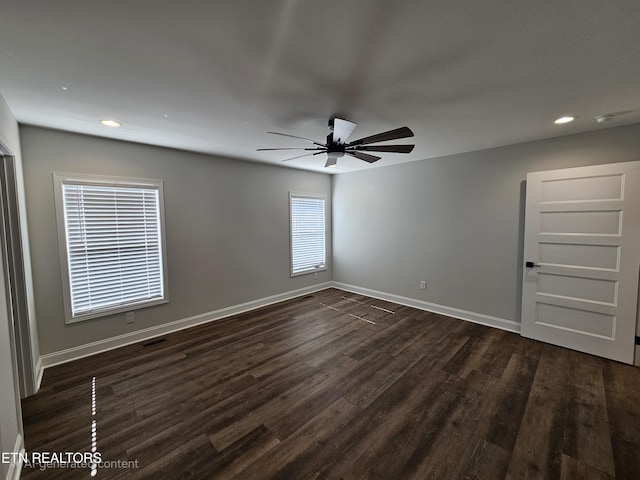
[57,176,167,322]
[290,194,326,276]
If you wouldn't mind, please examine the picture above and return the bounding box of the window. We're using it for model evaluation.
[290,192,326,276]
[54,173,168,323]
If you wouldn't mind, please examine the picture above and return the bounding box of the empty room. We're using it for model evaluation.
[1,1,640,479]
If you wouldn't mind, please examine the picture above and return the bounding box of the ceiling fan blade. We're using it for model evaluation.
[281,151,326,162]
[267,132,325,147]
[346,151,381,163]
[257,147,315,151]
[348,126,414,147]
[331,118,357,144]
[325,157,338,168]
[349,144,415,154]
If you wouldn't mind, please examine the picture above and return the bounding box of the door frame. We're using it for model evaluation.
[0,142,36,396]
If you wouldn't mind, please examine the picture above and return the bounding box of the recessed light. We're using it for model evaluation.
[162,114,169,118]
[595,114,616,124]
[554,116,576,124]
[100,119,121,128]
[61,86,68,91]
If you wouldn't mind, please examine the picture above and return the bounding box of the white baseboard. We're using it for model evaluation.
[331,282,520,333]
[37,280,520,375]
[39,282,331,370]
[5,434,24,480]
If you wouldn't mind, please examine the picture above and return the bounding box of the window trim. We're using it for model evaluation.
[53,172,169,324]
[289,191,327,277]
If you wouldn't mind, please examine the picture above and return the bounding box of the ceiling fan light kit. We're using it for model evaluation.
[257,117,415,168]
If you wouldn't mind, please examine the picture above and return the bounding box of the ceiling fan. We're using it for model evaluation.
[258,117,415,168]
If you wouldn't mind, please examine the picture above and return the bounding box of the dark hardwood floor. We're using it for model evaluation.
[20,288,640,479]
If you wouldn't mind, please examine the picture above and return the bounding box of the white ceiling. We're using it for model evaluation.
[1,0,639,173]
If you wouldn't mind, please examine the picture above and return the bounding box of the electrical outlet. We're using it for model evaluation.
[420,281,427,290]
[125,311,135,324]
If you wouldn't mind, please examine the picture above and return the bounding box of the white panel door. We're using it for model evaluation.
[521,161,640,364]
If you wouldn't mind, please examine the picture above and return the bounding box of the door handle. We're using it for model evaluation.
[525,261,541,268]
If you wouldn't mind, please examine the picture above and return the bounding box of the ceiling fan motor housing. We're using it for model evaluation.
[326,133,346,153]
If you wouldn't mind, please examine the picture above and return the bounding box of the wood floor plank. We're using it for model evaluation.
[270,355,452,480]
[476,329,520,378]
[475,353,538,451]
[341,335,432,409]
[20,287,640,479]
[209,353,359,450]
[95,409,184,468]
[506,379,566,480]
[441,328,496,379]
[394,371,499,479]
[338,371,465,479]
[450,434,512,480]
[204,425,280,479]
[560,453,614,480]
[603,361,640,413]
[606,403,640,479]
[128,433,216,480]
[608,434,640,480]
[229,397,360,480]
[563,381,615,476]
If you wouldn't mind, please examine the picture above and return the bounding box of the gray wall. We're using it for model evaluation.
[19,122,640,359]
[332,123,640,324]
[21,126,331,355]
[0,93,23,479]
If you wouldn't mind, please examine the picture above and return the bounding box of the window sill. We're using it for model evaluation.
[290,266,327,278]
[65,298,169,324]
